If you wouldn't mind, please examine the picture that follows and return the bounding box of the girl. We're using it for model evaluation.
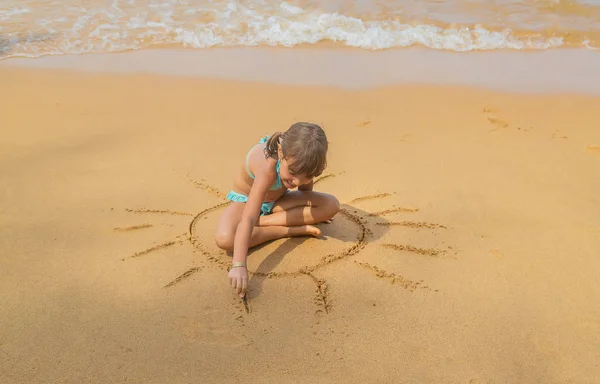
[215,122,340,297]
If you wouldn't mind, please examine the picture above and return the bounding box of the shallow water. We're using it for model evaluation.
[1,0,599,59]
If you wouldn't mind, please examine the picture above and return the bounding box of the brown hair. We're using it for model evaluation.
[264,122,328,178]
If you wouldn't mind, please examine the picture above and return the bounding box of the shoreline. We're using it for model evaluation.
[1,47,600,95]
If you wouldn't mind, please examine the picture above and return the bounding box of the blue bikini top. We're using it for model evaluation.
[245,136,283,191]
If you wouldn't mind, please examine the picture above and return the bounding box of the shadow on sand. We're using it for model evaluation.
[238,203,394,309]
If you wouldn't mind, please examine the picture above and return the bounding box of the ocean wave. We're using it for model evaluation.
[0,0,597,59]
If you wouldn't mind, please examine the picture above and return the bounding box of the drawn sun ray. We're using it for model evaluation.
[380,243,445,257]
[377,221,447,229]
[125,208,195,216]
[313,171,344,186]
[368,206,419,216]
[354,261,429,292]
[164,267,204,288]
[347,193,393,205]
[186,173,229,200]
[113,223,153,232]
[115,170,455,315]
[121,232,187,261]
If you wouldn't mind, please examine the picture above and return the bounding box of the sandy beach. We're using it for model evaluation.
[1,49,599,383]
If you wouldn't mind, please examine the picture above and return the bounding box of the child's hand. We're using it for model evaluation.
[228,266,248,297]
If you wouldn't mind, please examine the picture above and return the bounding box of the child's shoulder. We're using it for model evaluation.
[246,139,277,177]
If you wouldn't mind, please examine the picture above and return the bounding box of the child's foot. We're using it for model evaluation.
[289,225,322,238]
[305,225,322,238]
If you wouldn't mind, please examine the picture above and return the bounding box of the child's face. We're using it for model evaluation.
[277,146,312,189]
[280,158,311,189]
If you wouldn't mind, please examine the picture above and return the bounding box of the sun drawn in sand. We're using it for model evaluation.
[115,172,454,315]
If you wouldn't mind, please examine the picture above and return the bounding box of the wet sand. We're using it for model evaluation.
[3,48,600,94]
[1,49,599,383]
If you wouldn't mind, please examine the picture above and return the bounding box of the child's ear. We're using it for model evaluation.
[277,143,283,158]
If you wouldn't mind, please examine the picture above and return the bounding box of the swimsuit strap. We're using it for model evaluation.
[263,135,282,189]
[258,135,270,144]
[245,150,255,178]
[273,158,283,189]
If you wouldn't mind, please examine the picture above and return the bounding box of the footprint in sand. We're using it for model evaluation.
[551,130,569,140]
[483,107,508,132]
[114,171,456,315]
[483,107,532,133]
[489,249,505,260]
[587,145,600,155]
[398,133,412,143]
[356,120,411,143]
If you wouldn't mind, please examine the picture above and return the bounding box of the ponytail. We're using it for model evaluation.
[264,132,283,159]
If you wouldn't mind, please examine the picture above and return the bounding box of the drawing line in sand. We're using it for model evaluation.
[347,193,393,205]
[126,208,194,216]
[125,240,176,260]
[377,221,447,229]
[381,243,445,257]
[313,171,346,186]
[117,177,454,314]
[305,274,331,314]
[164,267,204,288]
[355,261,430,292]
[113,223,153,232]
[187,174,228,200]
[314,173,334,185]
[187,203,370,314]
[368,206,419,216]
[122,232,187,261]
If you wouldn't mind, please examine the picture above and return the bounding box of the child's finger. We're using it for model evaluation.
[241,278,248,293]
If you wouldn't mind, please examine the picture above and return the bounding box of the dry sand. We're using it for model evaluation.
[1,49,600,383]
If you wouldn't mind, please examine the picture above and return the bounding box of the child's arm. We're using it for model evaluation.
[228,171,273,297]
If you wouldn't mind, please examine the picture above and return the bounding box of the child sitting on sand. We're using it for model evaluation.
[215,122,340,297]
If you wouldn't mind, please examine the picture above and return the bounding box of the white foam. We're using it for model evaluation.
[0,7,30,17]
[0,0,590,60]
[169,10,565,51]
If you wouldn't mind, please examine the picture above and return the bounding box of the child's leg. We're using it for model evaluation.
[257,191,340,227]
[214,202,321,251]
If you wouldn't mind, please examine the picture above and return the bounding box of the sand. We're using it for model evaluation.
[1,49,599,384]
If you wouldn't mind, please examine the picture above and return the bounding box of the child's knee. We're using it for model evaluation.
[325,194,340,217]
[214,230,234,251]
